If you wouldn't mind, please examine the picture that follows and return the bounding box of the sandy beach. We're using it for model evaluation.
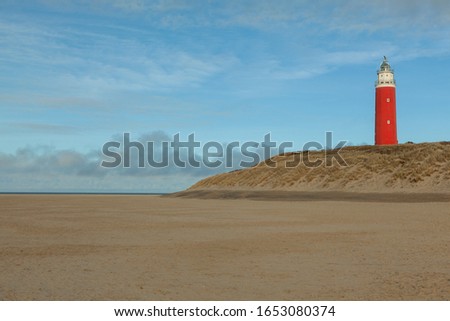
[1,194,449,300]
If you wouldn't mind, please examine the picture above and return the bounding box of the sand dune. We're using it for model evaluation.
[189,142,450,194]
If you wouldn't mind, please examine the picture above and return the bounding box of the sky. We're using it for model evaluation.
[1,0,450,192]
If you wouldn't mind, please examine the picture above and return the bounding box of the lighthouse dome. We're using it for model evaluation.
[375,56,395,87]
[380,56,392,72]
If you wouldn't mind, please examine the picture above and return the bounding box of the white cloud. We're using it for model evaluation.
[0,9,241,123]
[0,130,268,192]
[3,1,450,88]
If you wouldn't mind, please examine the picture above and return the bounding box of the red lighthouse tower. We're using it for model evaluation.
[375,56,398,145]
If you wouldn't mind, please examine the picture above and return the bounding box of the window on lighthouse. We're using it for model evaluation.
[387,98,390,102]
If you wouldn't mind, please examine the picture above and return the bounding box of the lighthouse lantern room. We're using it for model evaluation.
[375,56,398,145]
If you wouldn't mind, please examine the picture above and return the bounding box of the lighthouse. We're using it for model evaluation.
[375,56,398,145]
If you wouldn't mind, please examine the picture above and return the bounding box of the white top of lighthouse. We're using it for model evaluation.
[375,56,396,88]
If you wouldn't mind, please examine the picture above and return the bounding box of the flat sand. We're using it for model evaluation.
[0,194,449,300]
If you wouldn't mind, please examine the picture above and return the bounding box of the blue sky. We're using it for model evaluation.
[1,0,450,192]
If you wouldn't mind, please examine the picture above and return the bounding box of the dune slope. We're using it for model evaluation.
[189,142,450,193]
